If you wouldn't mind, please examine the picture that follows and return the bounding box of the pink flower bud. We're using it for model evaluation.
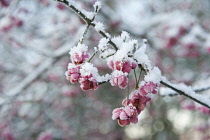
[112,108,123,120]
[110,74,128,89]
[124,91,151,114]
[115,61,132,74]
[131,62,137,69]
[79,75,98,91]
[71,52,89,65]
[118,119,130,126]
[65,65,80,84]
[112,105,138,126]
[140,82,159,96]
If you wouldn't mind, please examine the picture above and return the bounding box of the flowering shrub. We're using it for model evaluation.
[1,0,210,139]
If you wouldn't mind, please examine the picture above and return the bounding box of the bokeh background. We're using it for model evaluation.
[0,0,210,139]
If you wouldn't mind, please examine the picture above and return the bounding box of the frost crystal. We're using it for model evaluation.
[94,22,105,32]
[98,38,109,51]
[67,0,94,19]
[93,1,101,12]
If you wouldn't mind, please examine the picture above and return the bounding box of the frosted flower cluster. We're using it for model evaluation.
[65,27,164,126]
[65,43,110,91]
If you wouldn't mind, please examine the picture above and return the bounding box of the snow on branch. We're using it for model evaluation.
[160,86,210,97]
[55,0,118,50]
[55,0,210,109]
[161,77,210,109]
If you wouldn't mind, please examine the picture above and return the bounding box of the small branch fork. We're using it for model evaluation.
[55,0,118,50]
[55,0,210,109]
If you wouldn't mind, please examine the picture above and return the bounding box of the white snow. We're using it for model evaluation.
[80,62,111,82]
[67,0,94,19]
[161,77,210,108]
[144,67,161,84]
[69,43,88,56]
[94,22,105,32]
[98,37,109,52]
[93,1,102,12]
[133,41,152,70]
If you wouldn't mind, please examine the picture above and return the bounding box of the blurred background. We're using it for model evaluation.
[0,0,210,139]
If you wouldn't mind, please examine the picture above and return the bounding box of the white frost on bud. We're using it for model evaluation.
[69,43,88,56]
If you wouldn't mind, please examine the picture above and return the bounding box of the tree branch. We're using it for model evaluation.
[54,0,210,109]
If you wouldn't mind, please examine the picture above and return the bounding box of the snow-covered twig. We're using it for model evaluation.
[55,0,210,109]
[55,0,118,50]
[160,86,210,97]
[161,78,210,109]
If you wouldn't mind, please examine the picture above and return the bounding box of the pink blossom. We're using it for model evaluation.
[112,105,138,126]
[65,66,80,84]
[79,74,98,90]
[122,91,151,114]
[110,74,128,89]
[71,52,89,65]
[131,62,137,69]
[140,82,159,96]
[115,61,132,74]
[108,60,137,74]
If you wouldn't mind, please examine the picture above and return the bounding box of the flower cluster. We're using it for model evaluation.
[65,43,108,91]
[102,31,138,89]
[112,79,159,126]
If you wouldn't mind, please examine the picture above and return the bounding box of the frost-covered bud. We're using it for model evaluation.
[37,131,52,140]
[140,82,159,96]
[115,61,132,74]
[112,108,123,120]
[112,105,138,127]
[131,61,137,69]
[122,91,151,114]
[65,64,81,84]
[70,43,89,65]
[110,70,128,89]
[71,52,89,65]
[79,74,99,90]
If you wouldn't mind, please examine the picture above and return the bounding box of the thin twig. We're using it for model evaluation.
[55,0,210,109]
